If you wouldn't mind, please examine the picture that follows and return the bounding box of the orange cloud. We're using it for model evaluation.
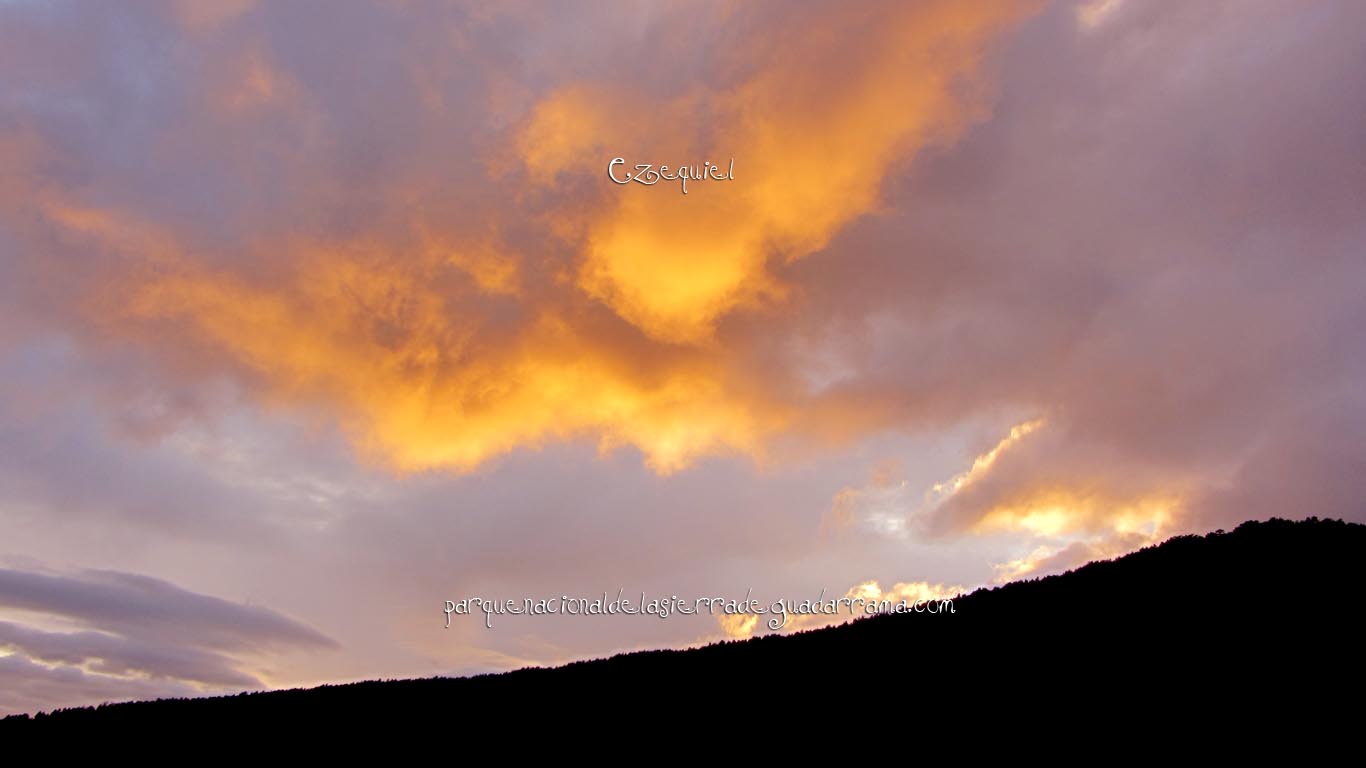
[519,0,1038,344]
[922,418,1180,544]
[713,579,964,639]
[716,613,761,640]
[9,1,1041,476]
[991,529,1158,583]
[117,248,791,473]
[973,488,1179,538]
[928,419,1046,504]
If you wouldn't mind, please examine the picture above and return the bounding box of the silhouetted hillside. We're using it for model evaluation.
[5,517,1363,736]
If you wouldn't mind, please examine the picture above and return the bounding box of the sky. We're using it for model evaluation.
[2,0,1365,715]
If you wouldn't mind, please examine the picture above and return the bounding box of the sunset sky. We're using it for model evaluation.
[3,0,1365,715]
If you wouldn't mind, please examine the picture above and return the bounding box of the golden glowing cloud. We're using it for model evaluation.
[905,417,1185,562]
[713,579,963,639]
[846,579,965,607]
[974,489,1178,538]
[928,418,1046,504]
[911,419,1182,579]
[990,529,1157,583]
[119,252,789,473]
[519,0,1038,344]
[978,488,1180,584]
[716,613,761,640]
[992,544,1062,583]
[15,1,1041,476]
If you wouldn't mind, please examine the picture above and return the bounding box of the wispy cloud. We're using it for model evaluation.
[0,566,335,715]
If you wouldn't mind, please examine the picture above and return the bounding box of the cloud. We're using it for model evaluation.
[0,566,335,715]
[519,1,1038,344]
[0,621,260,689]
[1,0,1365,716]
[0,653,198,718]
[712,578,964,639]
[991,531,1153,583]
[785,0,1366,547]
[0,0,1040,475]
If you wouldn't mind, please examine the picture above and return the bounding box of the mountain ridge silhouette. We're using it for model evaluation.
[5,516,1362,735]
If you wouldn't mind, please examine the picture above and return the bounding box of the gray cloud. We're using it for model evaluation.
[0,565,335,715]
[0,567,336,651]
[0,653,198,717]
[0,621,260,688]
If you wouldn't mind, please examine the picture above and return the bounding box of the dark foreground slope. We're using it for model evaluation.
[4,517,1363,735]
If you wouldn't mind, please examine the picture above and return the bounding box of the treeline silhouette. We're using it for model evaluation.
[4,517,1363,736]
